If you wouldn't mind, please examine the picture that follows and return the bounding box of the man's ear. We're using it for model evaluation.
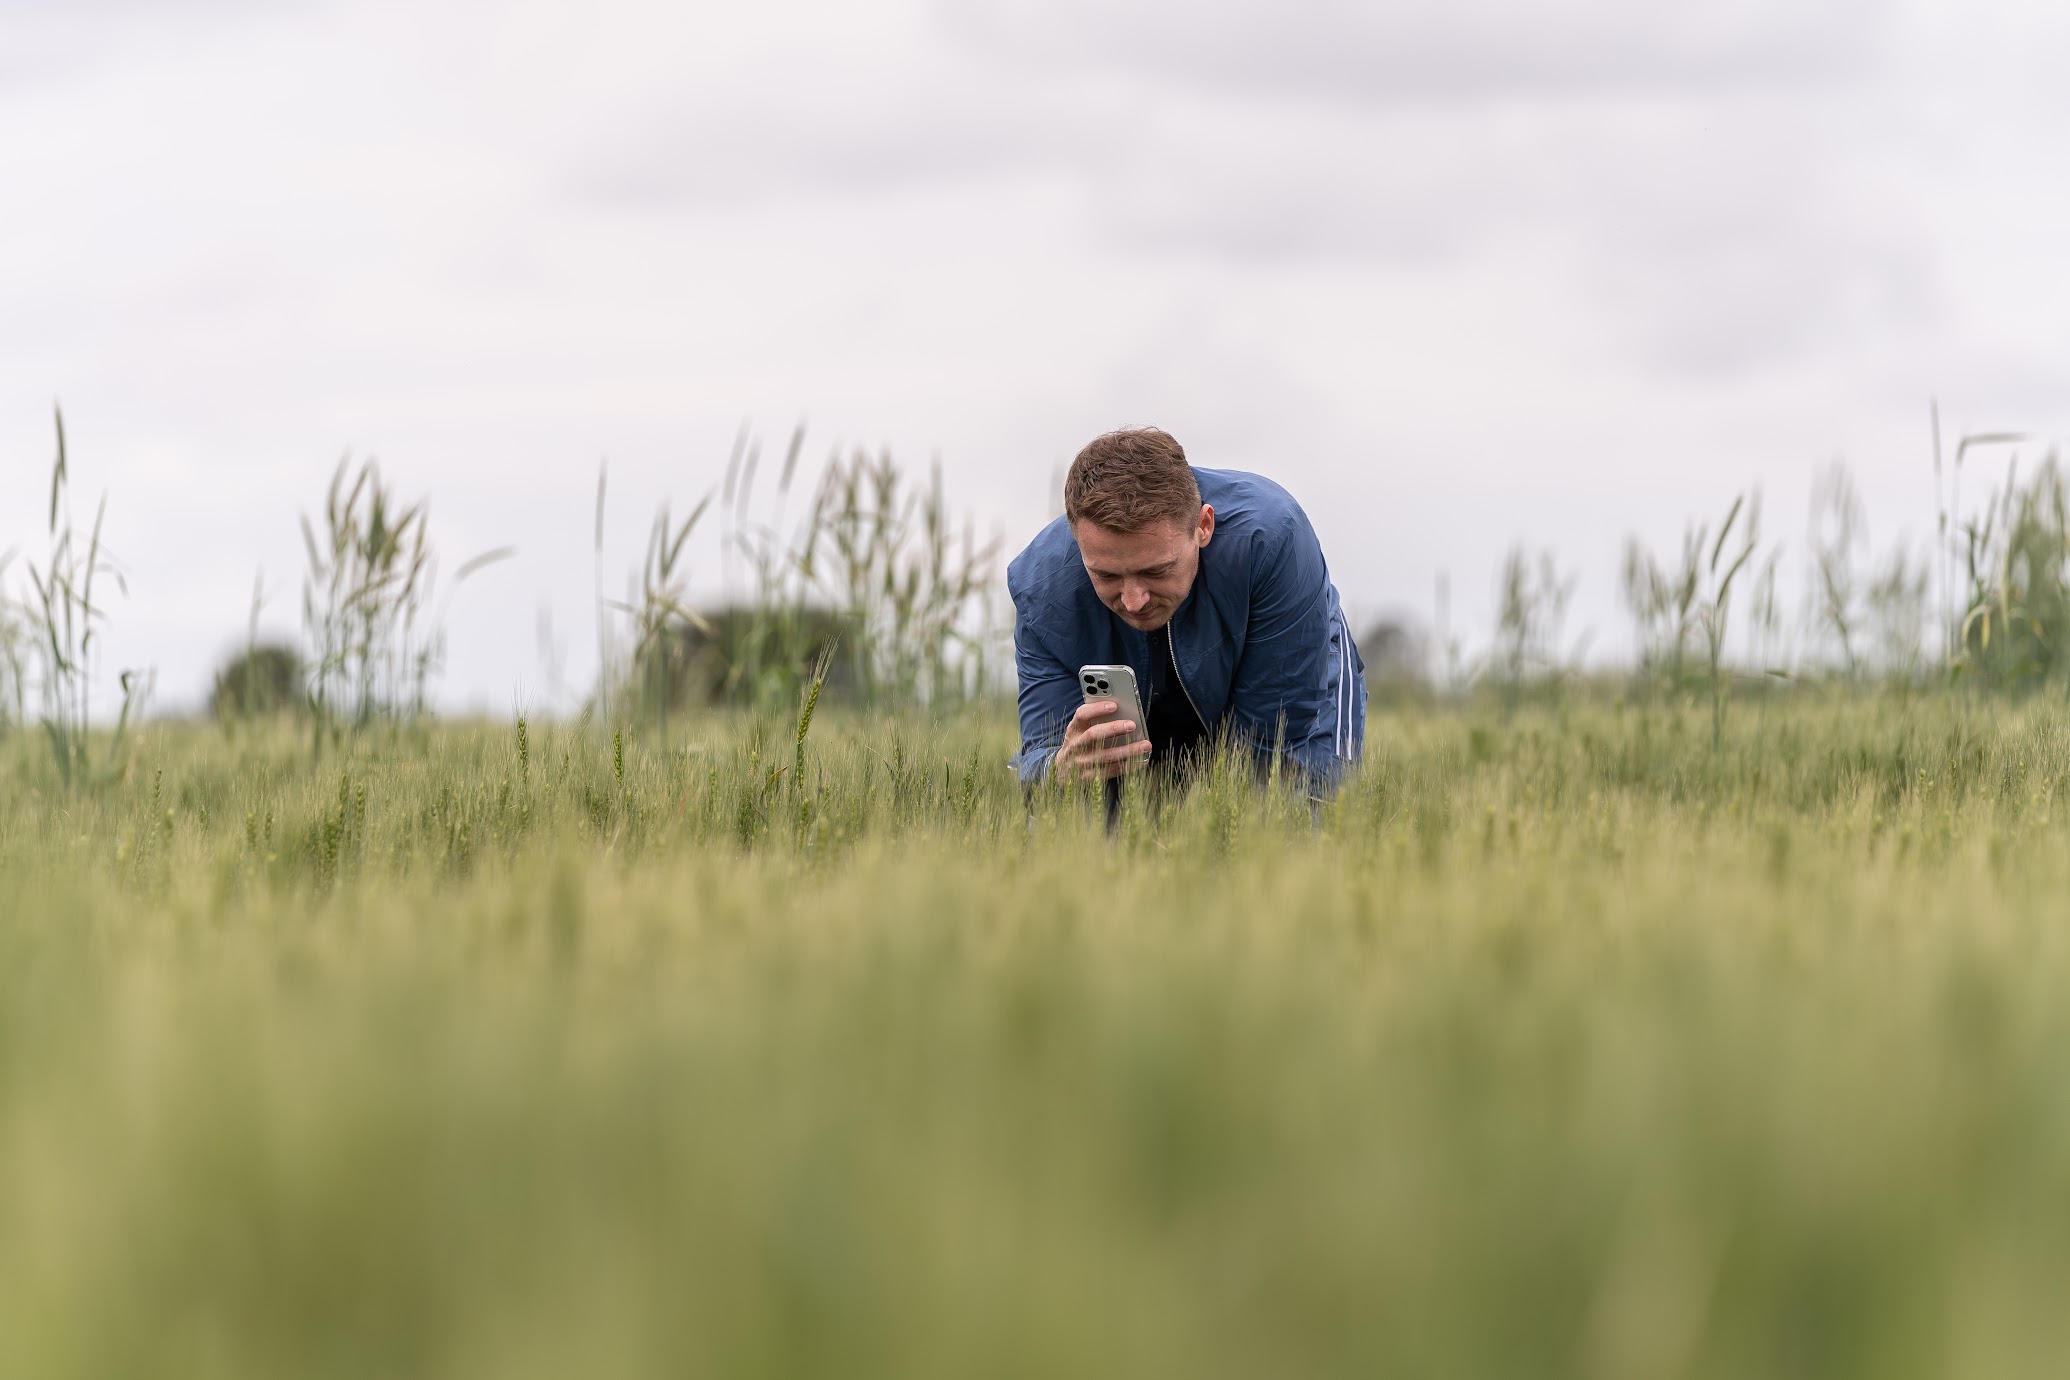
[1196,504,1216,547]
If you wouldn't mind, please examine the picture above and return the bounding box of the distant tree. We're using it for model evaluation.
[210,644,306,719]
[1356,618,1429,688]
[634,605,858,712]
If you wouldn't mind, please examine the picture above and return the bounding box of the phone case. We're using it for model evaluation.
[1078,665,1148,753]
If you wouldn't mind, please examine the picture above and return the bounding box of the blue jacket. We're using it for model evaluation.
[1008,467,1365,789]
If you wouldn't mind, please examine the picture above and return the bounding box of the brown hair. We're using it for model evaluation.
[1063,428,1201,533]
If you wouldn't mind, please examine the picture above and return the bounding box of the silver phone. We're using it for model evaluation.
[1078,664,1148,762]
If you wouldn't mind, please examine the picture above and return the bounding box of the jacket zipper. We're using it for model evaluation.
[1167,624,1205,729]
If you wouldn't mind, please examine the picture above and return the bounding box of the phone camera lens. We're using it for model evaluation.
[1095,678,1110,692]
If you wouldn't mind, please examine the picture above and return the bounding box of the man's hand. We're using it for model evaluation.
[1053,700,1152,782]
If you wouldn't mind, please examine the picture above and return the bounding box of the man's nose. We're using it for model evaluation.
[1122,584,1151,613]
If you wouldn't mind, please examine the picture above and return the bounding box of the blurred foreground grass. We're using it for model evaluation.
[5,696,2070,1377]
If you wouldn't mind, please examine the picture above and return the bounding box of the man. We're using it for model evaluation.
[1008,427,1365,792]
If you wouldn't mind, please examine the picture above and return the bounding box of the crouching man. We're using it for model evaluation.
[1008,427,1365,794]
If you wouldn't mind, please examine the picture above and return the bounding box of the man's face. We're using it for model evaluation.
[1073,505,1215,632]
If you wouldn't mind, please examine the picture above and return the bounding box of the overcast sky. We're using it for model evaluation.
[4,0,2068,712]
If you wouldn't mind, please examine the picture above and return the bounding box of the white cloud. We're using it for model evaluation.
[941,0,1894,102]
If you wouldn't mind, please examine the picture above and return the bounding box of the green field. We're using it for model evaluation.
[5,695,2070,1378]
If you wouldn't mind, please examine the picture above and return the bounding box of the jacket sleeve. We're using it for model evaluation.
[1009,575,1082,786]
[1225,515,1350,791]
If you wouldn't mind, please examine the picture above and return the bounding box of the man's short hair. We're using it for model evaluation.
[1063,428,1202,533]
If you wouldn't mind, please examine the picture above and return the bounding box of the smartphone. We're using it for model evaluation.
[1078,664,1148,766]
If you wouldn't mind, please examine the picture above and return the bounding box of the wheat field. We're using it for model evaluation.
[2,693,2068,1377]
